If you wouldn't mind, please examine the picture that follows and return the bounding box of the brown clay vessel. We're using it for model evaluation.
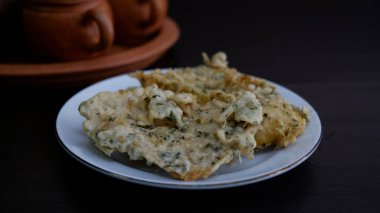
[108,0,168,45]
[23,0,114,61]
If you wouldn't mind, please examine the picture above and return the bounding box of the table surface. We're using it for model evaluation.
[1,1,380,212]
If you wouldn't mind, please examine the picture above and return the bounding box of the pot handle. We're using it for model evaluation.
[142,0,167,35]
[85,6,114,51]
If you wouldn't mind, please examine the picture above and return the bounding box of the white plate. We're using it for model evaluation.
[56,71,322,189]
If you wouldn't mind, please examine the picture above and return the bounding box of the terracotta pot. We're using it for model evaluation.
[23,0,114,61]
[108,0,168,45]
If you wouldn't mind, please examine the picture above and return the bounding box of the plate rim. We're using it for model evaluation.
[55,71,322,189]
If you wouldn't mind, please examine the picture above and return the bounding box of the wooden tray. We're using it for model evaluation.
[0,18,179,87]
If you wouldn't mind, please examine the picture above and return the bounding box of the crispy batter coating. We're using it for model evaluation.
[131,52,308,149]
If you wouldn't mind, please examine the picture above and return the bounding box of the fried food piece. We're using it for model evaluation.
[131,52,308,149]
[79,84,262,181]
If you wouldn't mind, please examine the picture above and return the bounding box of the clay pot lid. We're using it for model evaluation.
[28,0,95,5]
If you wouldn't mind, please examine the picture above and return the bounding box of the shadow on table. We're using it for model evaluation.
[59,158,316,212]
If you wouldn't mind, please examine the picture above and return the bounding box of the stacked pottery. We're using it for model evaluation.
[22,0,168,61]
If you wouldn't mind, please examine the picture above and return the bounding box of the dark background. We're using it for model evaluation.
[1,0,380,212]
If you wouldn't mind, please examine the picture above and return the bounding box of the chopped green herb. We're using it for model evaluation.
[165,112,175,122]
[196,130,210,138]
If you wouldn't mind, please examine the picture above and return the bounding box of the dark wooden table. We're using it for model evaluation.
[1,1,380,212]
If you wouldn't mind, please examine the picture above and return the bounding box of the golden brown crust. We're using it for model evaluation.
[131,56,308,150]
[81,52,308,181]
[169,153,234,181]
[80,78,260,181]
